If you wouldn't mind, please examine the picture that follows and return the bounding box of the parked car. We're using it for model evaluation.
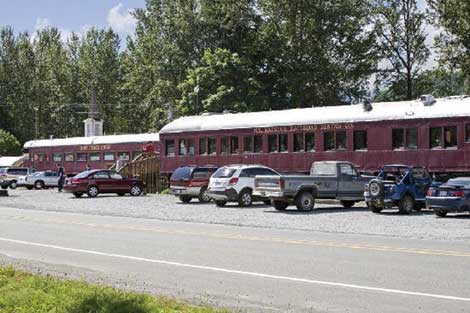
[24,171,59,189]
[0,167,31,189]
[64,169,144,198]
[254,161,372,211]
[170,165,218,203]
[364,165,433,214]
[426,177,470,217]
[208,165,279,207]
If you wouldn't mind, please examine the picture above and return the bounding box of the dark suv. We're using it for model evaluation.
[170,166,218,203]
[364,165,433,214]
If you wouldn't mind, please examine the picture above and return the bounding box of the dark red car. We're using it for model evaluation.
[170,166,218,203]
[64,169,144,198]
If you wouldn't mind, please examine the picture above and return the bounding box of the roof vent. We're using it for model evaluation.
[362,99,373,112]
[420,94,436,106]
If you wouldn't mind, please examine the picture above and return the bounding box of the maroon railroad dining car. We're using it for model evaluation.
[23,133,160,175]
[159,95,470,176]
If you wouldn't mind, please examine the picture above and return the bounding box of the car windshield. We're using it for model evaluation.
[212,167,236,178]
[75,171,93,179]
[445,179,470,187]
[171,167,193,180]
[312,163,337,176]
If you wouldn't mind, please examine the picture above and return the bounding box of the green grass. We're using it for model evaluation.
[0,266,228,313]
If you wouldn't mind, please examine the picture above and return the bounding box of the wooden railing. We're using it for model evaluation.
[118,154,164,194]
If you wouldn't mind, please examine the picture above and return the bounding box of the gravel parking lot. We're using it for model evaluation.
[1,188,469,241]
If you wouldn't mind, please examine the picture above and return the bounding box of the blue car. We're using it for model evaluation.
[364,165,433,214]
[426,177,470,217]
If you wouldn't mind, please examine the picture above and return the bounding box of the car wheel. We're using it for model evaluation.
[179,195,192,203]
[9,181,17,189]
[1,185,8,190]
[215,200,227,207]
[398,195,414,214]
[26,186,33,190]
[263,199,271,205]
[340,200,355,208]
[435,209,447,217]
[198,186,211,203]
[295,191,315,212]
[272,200,288,211]
[238,189,253,207]
[367,202,383,213]
[34,181,44,190]
[130,185,142,197]
[73,192,83,198]
[117,193,125,196]
[87,185,99,198]
[368,179,384,197]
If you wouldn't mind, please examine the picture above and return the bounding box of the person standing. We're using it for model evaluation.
[57,164,65,192]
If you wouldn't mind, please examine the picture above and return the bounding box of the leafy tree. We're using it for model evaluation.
[372,0,430,100]
[178,48,261,115]
[257,0,378,107]
[0,129,21,155]
[428,0,470,92]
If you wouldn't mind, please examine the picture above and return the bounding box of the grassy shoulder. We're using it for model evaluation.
[0,266,228,313]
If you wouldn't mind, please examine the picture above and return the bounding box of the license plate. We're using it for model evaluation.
[439,190,447,197]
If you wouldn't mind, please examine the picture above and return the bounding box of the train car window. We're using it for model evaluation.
[187,139,195,156]
[89,153,100,161]
[132,151,141,160]
[429,127,442,148]
[254,135,263,153]
[279,134,288,152]
[65,153,74,162]
[208,137,216,155]
[104,152,114,161]
[77,153,88,162]
[221,137,229,154]
[199,138,207,155]
[178,139,187,156]
[268,135,278,153]
[243,136,253,153]
[52,153,62,162]
[392,129,405,149]
[118,152,130,161]
[165,139,175,156]
[466,125,470,143]
[336,131,346,150]
[231,137,239,154]
[354,130,367,150]
[324,132,335,151]
[406,128,418,149]
[444,126,457,148]
[306,133,315,151]
[294,133,304,152]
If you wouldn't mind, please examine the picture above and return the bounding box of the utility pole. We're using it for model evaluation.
[194,76,200,115]
[34,106,39,139]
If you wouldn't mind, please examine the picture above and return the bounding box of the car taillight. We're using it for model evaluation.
[452,190,465,198]
[279,178,285,190]
[427,188,434,197]
[229,177,239,185]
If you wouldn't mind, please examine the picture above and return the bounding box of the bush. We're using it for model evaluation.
[0,129,21,156]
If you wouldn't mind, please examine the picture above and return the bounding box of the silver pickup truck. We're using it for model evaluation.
[254,161,373,211]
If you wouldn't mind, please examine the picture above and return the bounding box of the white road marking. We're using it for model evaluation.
[0,236,469,302]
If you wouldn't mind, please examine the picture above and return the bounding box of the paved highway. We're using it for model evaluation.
[0,206,469,312]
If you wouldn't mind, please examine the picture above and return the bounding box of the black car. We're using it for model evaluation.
[426,177,470,217]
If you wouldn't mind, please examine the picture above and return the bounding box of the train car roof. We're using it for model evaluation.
[23,133,160,149]
[160,96,470,134]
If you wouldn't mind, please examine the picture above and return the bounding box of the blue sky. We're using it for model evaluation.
[0,0,146,40]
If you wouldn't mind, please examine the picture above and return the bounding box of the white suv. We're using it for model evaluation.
[208,164,279,207]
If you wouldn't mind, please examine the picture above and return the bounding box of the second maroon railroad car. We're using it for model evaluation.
[23,133,160,175]
[159,96,470,176]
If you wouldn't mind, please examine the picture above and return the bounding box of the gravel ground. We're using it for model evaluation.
[1,188,470,241]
